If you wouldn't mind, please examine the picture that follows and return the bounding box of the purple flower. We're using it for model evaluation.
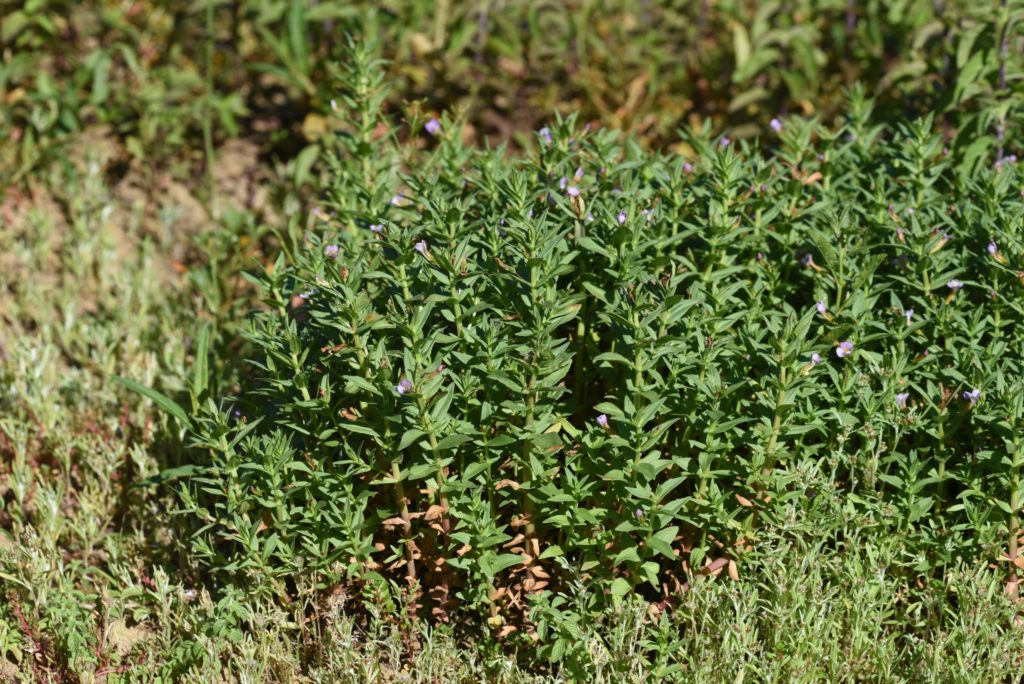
[811,352,822,365]
[324,244,339,258]
[414,240,428,255]
[596,414,609,429]
[770,118,783,133]
[634,508,643,520]
[391,193,405,206]
[896,392,910,409]
[559,176,568,191]
[801,253,816,267]
[759,183,767,193]
[538,127,552,144]
[836,340,854,358]
[585,212,594,222]
[816,300,827,316]
[947,279,964,291]
[397,379,412,395]
[567,186,580,197]
[683,162,694,173]
[756,252,765,262]
[370,223,383,234]
[963,388,980,405]
[904,309,913,324]
[988,240,998,256]
[617,210,627,225]
[907,207,915,216]
[574,167,584,181]
[425,118,442,136]
[719,136,731,147]
[817,153,825,162]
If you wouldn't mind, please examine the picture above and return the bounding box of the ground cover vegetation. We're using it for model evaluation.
[3,1,1024,682]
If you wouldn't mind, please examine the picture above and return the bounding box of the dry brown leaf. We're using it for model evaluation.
[424,504,447,521]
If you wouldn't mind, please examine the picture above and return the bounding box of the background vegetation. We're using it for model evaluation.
[2,1,1024,681]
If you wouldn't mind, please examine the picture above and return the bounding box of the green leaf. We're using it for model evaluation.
[115,376,190,428]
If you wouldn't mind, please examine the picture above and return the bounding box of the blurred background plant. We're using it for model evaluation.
[4,0,1024,185]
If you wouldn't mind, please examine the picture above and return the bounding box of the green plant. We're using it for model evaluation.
[146,46,1024,671]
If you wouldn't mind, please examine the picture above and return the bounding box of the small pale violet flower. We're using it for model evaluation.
[596,414,609,429]
[634,508,643,520]
[617,210,627,225]
[574,167,584,181]
[947,279,964,291]
[904,309,913,324]
[770,118,783,133]
[585,212,594,222]
[907,207,915,216]
[811,352,822,365]
[324,244,339,258]
[988,240,998,256]
[567,186,580,197]
[896,392,910,409]
[836,340,854,358]
[425,118,442,136]
[397,379,412,395]
[719,136,731,147]
[559,176,568,191]
[963,388,980,405]
[816,300,827,316]
[538,127,552,144]
[414,240,428,255]
[683,162,694,173]
[370,223,383,234]
[391,193,404,206]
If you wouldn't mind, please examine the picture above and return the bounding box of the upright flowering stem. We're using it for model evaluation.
[1009,434,1021,598]
[520,229,541,536]
[763,366,789,477]
[391,460,418,588]
[632,309,645,470]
